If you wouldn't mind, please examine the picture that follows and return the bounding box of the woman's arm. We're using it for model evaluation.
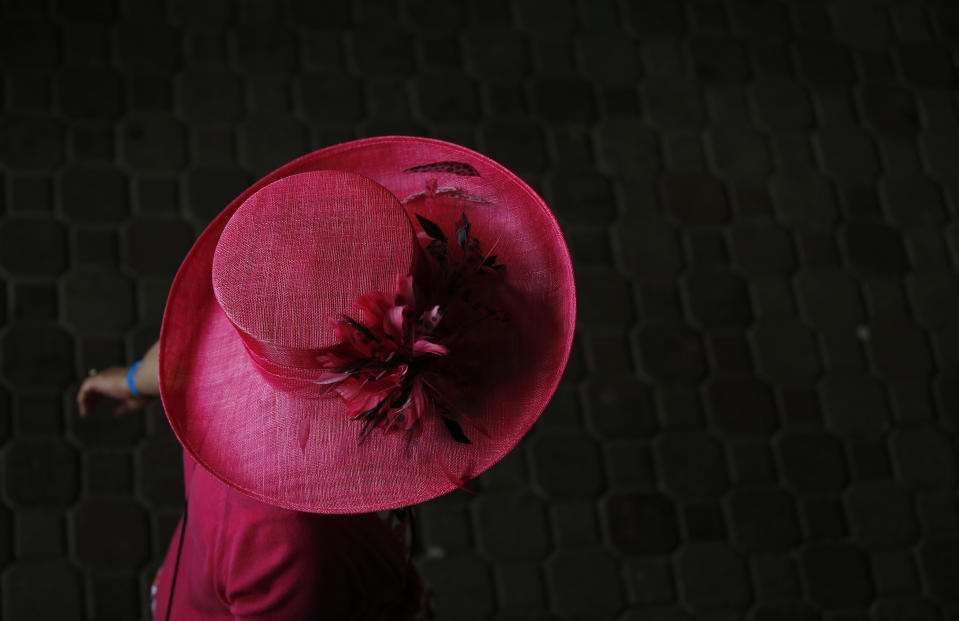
[76,340,160,417]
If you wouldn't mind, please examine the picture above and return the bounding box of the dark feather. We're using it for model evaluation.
[441,416,472,444]
[415,214,447,243]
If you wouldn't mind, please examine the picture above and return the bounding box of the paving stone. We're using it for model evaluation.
[604,439,656,489]
[816,127,879,184]
[418,499,472,553]
[889,426,957,490]
[604,492,678,555]
[494,563,546,617]
[531,432,604,498]
[84,449,133,494]
[878,175,946,228]
[866,317,933,380]
[186,167,250,223]
[176,69,243,122]
[577,33,641,87]
[705,126,769,180]
[655,431,728,499]
[907,272,959,330]
[921,127,959,180]
[0,114,63,170]
[778,387,824,427]
[690,36,749,83]
[829,1,890,51]
[0,322,74,390]
[748,316,820,385]
[844,480,917,547]
[750,80,813,130]
[421,552,494,621]
[623,557,675,606]
[681,269,752,329]
[640,79,704,129]
[686,229,728,268]
[14,508,63,558]
[794,39,855,85]
[531,77,595,123]
[595,118,659,178]
[801,496,849,541]
[820,373,891,437]
[800,543,873,609]
[69,124,114,162]
[60,165,129,222]
[840,221,908,276]
[857,85,919,136]
[661,173,728,224]
[776,430,847,492]
[61,21,109,65]
[583,373,657,437]
[572,269,633,330]
[917,536,959,603]
[545,547,622,618]
[704,332,752,374]
[69,497,149,569]
[4,437,78,508]
[917,491,959,536]
[871,548,920,596]
[848,438,892,481]
[681,501,726,542]
[298,71,364,122]
[1,560,82,621]
[770,173,837,231]
[7,71,50,112]
[749,557,802,605]
[473,491,549,562]
[727,488,799,553]
[0,19,60,69]
[861,277,909,317]
[794,268,865,329]
[655,385,705,430]
[0,218,67,276]
[548,172,616,227]
[676,542,751,613]
[705,377,777,437]
[57,65,121,120]
[634,320,705,384]
[121,112,186,172]
[727,217,796,276]
[114,21,180,74]
[121,218,196,275]
[904,227,951,268]
[60,268,135,336]
[549,499,599,547]
[88,571,141,621]
[461,27,528,83]
[896,43,956,87]
[623,0,686,35]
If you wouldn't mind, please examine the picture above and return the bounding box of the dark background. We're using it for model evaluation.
[1,0,959,619]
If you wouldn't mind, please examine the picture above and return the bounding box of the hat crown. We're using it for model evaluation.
[211,170,416,366]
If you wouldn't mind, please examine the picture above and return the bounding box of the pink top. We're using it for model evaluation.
[152,452,425,620]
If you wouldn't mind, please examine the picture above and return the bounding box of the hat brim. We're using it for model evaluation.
[158,136,576,513]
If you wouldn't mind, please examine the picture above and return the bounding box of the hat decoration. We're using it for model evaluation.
[309,177,509,451]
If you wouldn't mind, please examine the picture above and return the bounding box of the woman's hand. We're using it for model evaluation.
[77,366,154,417]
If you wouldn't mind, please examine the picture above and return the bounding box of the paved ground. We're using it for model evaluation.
[1,0,959,619]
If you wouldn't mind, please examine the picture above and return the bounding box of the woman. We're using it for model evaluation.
[77,136,576,619]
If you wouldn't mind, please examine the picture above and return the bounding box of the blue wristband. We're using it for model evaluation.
[127,360,143,397]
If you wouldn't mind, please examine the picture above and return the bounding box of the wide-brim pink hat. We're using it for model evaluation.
[158,136,576,513]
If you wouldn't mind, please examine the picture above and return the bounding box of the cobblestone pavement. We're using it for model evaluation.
[1,0,959,619]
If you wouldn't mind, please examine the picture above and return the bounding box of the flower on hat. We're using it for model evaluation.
[313,205,507,446]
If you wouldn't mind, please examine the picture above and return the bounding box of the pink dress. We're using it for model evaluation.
[151,452,426,620]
